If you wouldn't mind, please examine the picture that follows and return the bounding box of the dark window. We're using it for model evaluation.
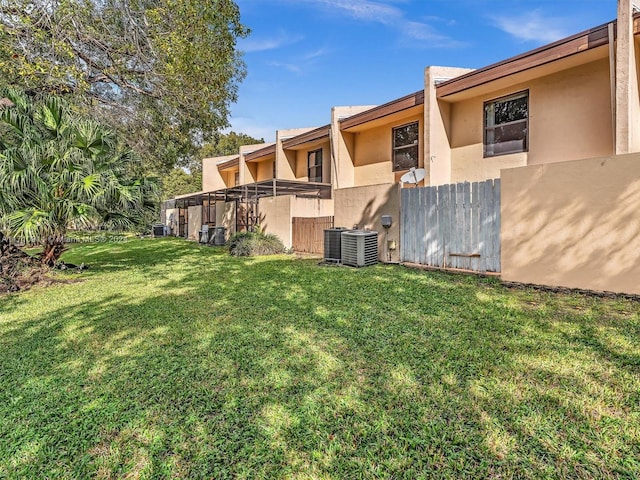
[234,171,239,186]
[308,148,323,182]
[484,91,528,157]
[392,122,419,171]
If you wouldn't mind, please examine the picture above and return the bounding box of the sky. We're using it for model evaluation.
[231,0,616,142]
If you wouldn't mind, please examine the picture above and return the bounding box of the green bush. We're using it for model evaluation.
[228,230,285,256]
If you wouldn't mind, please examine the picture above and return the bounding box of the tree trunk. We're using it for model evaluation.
[40,237,67,267]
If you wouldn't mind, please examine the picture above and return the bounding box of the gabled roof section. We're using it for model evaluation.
[339,90,424,130]
[282,124,330,150]
[437,20,621,98]
[244,143,276,163]
[216,156,239,171]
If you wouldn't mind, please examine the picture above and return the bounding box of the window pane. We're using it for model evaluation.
[394,123,419,148]
[484,92,528,157]
[393,145,418,171]
[487,95,528,126]
[308,149,322,181]
[485,121,527,155]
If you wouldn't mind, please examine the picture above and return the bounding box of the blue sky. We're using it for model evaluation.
[231,0,616,141]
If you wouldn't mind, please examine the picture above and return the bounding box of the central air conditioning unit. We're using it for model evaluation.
[341,230,378,267]
[324,227,347,263]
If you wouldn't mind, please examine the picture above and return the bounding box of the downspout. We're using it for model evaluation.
[609,21,617,155]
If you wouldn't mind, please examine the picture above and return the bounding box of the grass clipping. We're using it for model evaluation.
[228,230,286,256]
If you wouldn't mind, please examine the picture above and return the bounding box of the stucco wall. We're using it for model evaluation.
[425,66,475,187]
[215,201,236,239]
[256,159,275,182]
[259,196,292,247]
[293,141,331,183]
[203,156,236,191]
[501,153,640,295]
[334,183,401,263]
[351,114,423,187]
[448,58,613,183]
[332,106,376,190]
[187,205,202,241]
[259,196,335,249]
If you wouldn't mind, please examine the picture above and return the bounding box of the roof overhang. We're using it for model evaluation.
[282,125,330,150]
[216,156,239,171]
[244,144,276,163]
[436,19,632,101]
[339,90,424,132]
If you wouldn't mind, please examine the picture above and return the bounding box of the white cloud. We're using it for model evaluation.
[309,0,401,24]
[297,0,462,48]
[265,61,303,74]
[403,21,465,47]
[303,48,331,61]
[240,31,304,53]
[265,48,330,77]
[491,10,571,43]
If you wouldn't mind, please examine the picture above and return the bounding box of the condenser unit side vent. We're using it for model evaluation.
[341,230,378,267]
[324,228,347,263]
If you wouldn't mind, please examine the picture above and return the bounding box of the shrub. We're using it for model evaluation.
[228,230,285,257]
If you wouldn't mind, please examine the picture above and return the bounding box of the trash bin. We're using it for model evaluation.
[153,224,167,237]
[213,226,226,246]
[199,225,210,244]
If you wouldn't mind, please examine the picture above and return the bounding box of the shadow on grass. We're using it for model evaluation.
[1,240,639,478]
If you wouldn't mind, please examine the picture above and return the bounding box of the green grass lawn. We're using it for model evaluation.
[1,238,639,479]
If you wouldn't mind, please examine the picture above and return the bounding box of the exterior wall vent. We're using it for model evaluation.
[324,228,348,263]
[341,230,378,267]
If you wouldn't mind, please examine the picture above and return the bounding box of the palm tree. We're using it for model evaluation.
[0,87,156,266]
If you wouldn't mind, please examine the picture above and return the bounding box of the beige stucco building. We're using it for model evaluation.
[169,0,640,295]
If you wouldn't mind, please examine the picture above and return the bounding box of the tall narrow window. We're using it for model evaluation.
[392,122,419,171]
[234,171,239,186]
[308,148,323,183]
[484,91,528,157]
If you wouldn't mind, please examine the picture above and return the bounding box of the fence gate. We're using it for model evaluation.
[401,179,500,272]
[292,216,334,254]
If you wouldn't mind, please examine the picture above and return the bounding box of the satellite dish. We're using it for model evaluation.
[400,167,426,186]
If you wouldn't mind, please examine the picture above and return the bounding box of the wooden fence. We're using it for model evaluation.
[292,216,334,254]
[401,179,501,272]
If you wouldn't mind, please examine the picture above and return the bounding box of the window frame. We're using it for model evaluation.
[307,148,323,183]
[483,90,529,158]
[392,121,419,172]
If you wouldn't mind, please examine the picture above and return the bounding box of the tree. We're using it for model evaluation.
[0,0,248,172]
[199,131,265,158]
[159,131,264,199]
[0,87,157,265]
[161,168,202,199]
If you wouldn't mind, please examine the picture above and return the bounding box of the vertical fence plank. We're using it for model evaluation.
[436,185,445,267]
[442,184,451,268]
[413,187,420,264]
[426,186,436,267]
[458,183,463,270]
[408,188,418,263]
[417,187,426,265]
[478,180,489,273]
[486,179,497,272]
[471,182,480,271]
[462,182,471,270]
[400,188,408,262]
[493,179,501,272]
